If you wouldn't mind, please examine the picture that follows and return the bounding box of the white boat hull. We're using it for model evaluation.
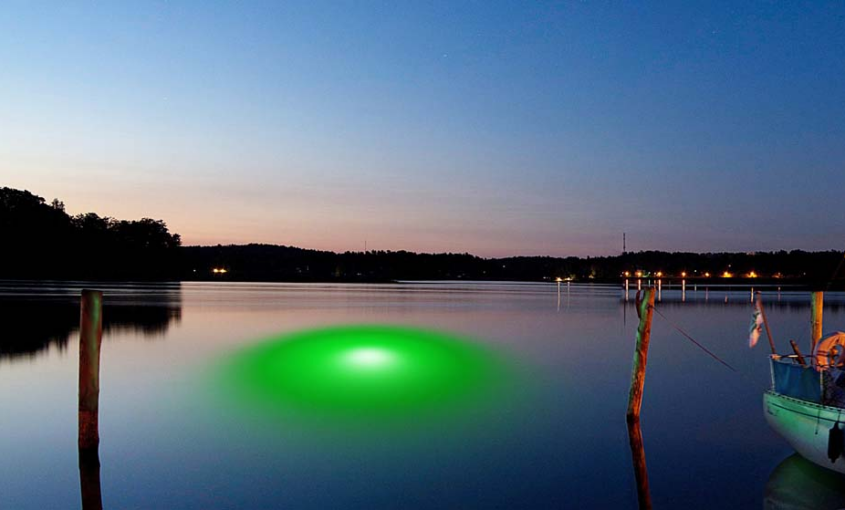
[764,391,845,475]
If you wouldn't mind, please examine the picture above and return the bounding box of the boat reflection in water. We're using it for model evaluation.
[765,454,845,510]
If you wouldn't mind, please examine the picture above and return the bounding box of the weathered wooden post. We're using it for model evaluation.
[78,289,104,510]
[627,288,655,421]
[811,291,824,353]
[78,289,103,450]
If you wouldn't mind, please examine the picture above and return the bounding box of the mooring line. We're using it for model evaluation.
[651,306,738,373]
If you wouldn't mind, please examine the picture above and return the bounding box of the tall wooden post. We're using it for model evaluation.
[627,288,655,421]
[811,291,824,353]
[78,289,103,450]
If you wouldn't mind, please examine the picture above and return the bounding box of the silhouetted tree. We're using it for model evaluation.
[0,187,181,280]
[1,187,842,285]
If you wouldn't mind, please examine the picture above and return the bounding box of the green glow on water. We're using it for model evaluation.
[214,324,513,427]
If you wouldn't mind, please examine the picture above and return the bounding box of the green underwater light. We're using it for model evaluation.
[214,324,511,424]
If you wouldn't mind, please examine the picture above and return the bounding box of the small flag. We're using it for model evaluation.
[749,300,763,348]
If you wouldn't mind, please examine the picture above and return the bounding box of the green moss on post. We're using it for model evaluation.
[627,288,655,421]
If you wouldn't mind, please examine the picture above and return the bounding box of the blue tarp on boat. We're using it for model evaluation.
[772,357,822,403]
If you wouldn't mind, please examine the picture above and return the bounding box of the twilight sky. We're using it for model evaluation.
[2,1,844,257]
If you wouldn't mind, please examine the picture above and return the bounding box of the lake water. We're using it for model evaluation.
[2,280,845,509]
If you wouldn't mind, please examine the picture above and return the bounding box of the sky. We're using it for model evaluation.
[1,1,844,257]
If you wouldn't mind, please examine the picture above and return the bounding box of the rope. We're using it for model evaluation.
[650,305,738,373]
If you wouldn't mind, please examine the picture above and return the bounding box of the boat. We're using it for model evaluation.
[764,323,845,475]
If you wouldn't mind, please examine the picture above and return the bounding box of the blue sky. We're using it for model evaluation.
[1,1,843,256]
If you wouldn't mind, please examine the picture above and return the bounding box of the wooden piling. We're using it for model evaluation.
[627,288,655,421]
[811,291,824,353]
[78,289,103,450]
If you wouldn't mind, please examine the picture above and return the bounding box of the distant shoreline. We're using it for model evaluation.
[0,276,838,291]
[3,187,843,288]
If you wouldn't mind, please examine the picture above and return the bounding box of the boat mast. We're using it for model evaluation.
[811,291,824,353]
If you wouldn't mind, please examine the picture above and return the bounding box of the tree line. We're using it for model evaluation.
[2,187,843,285]
[184,244,844,286]
[0,187,181,280]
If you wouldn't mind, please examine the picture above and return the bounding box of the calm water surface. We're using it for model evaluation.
[2,280,844,509]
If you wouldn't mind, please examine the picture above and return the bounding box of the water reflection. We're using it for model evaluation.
[627,420,652,510]
[0,283,182,359]
[78,448,103,510]
[765,454,845,509]
[4,280,845,509]
[619,286,845,312]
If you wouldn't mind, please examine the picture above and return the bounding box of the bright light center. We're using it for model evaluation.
[345,347,395,368]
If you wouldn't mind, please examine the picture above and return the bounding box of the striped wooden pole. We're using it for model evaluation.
[627,288,655,421]
[78,289,103,450]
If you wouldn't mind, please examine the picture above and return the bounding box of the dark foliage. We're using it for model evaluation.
[0,187,181,280]
[2,187,843,286]
[181,246,845,287]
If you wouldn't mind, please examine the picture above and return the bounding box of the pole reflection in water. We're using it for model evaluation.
[765,454,845,509]
[557,281,561,312]
[79,448,103,510]
[566,281,571,309]
[627,419,652,510]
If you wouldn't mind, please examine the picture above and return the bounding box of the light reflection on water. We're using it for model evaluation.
[1,280,844,509]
